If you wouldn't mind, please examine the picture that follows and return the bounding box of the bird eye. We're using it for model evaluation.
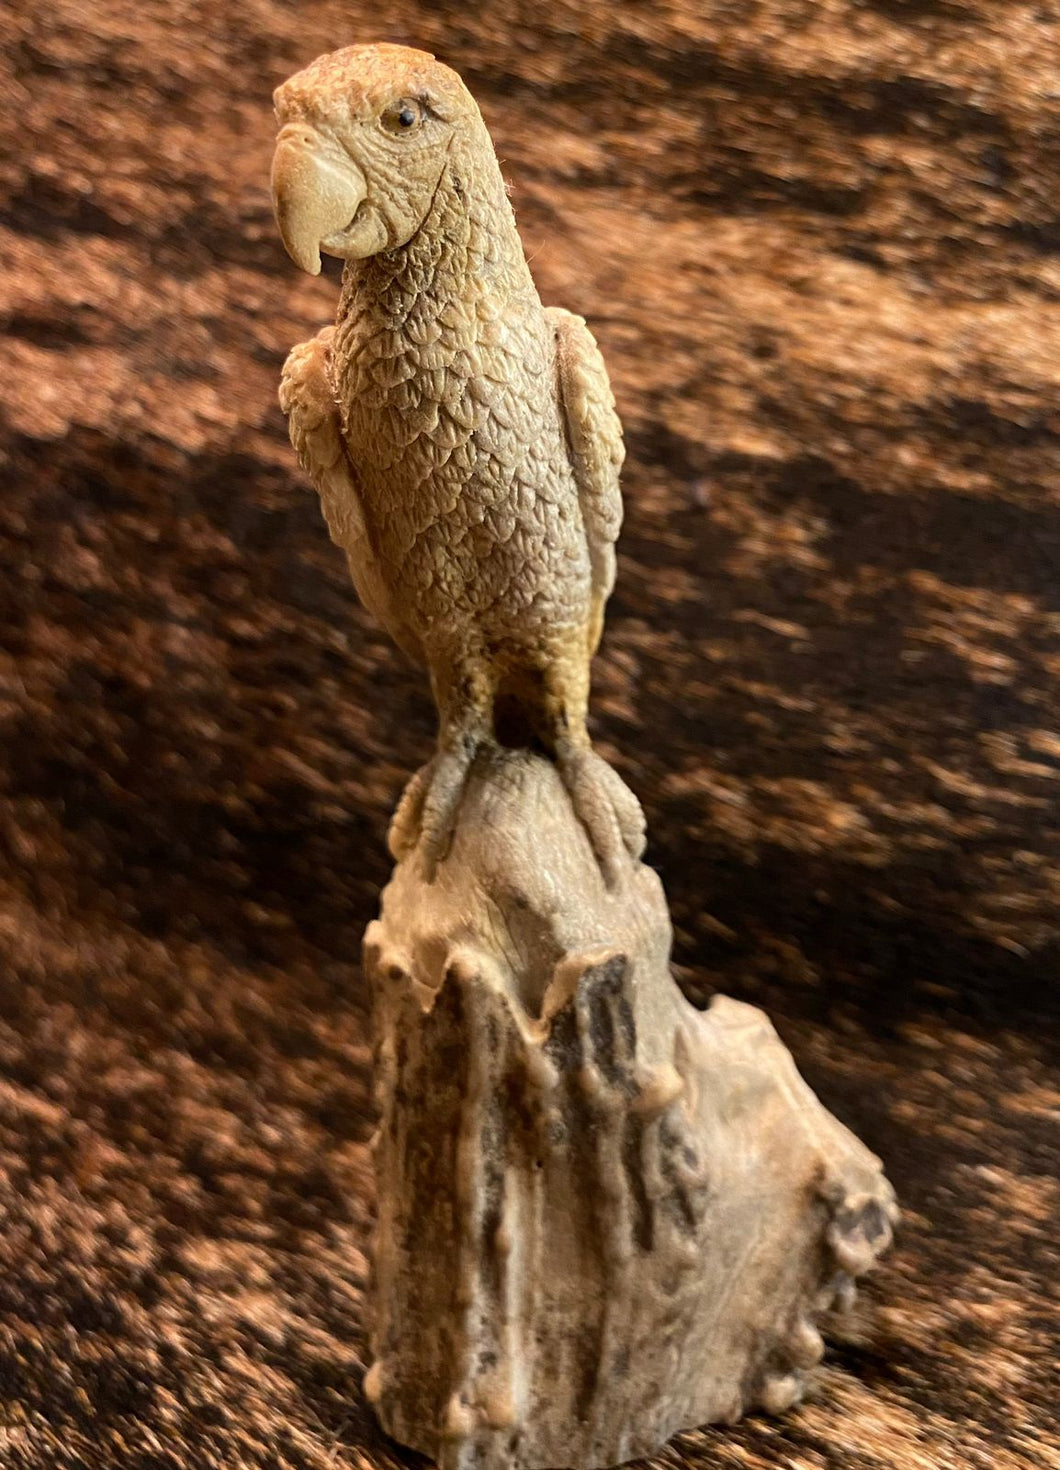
[383,99,423,134]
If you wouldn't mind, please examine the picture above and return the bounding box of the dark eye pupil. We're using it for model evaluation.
[398,106,416,128]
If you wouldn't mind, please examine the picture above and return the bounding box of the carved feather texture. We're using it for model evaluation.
[276,46,645,879]
[549,307,625,653]
[280,328,422,661]
[280,64,624,747]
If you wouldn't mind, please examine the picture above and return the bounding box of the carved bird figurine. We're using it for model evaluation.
[272,43,644,880]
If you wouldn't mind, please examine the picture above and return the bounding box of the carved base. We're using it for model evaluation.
[363,749,896,1470]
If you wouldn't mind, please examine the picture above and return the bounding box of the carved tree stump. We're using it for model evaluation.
[363,749,896,1470]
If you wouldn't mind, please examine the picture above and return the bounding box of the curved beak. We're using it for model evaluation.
[271,123,368,276]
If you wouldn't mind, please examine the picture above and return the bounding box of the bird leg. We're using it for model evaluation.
[388,739,483,877]
[387,658,495,878]
[545,661,646,886]
[389,654,646,887]
[556,743,646,887]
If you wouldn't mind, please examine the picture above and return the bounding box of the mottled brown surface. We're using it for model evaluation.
[0,2,1057,1468]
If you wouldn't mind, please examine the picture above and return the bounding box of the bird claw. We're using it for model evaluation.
[387,745,478,880]
[559,749,645,888]
[392,746,645,889]
[387,761,433,862]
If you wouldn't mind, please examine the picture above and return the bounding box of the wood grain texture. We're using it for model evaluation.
[0,2,1056,1468]
[364,748,896,1469]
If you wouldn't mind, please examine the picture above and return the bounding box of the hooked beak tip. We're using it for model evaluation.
[278,223,322,276]
[271,125,367,277]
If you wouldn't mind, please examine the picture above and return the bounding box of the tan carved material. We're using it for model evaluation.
[273,43,642,885]
[273,43,897,1470]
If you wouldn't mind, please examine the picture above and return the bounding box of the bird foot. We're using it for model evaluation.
[388,762,433,864]
[387,743,478,880]
[558,749,646,887]
[390,746,646,888]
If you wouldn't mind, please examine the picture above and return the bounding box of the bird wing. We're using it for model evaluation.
[279,328,424,664]
[548,307,625,655]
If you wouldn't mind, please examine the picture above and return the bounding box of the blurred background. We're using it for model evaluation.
[0,2,1057,1467]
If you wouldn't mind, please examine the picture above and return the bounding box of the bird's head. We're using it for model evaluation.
[271,43,477,276]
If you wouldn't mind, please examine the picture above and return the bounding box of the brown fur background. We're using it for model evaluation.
[0,2,1058,1467]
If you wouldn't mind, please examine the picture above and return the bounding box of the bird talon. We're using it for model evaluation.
[559,750,645,886]
[388,761,434,861]
[416,807,457,882]
[389,744,480,879]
